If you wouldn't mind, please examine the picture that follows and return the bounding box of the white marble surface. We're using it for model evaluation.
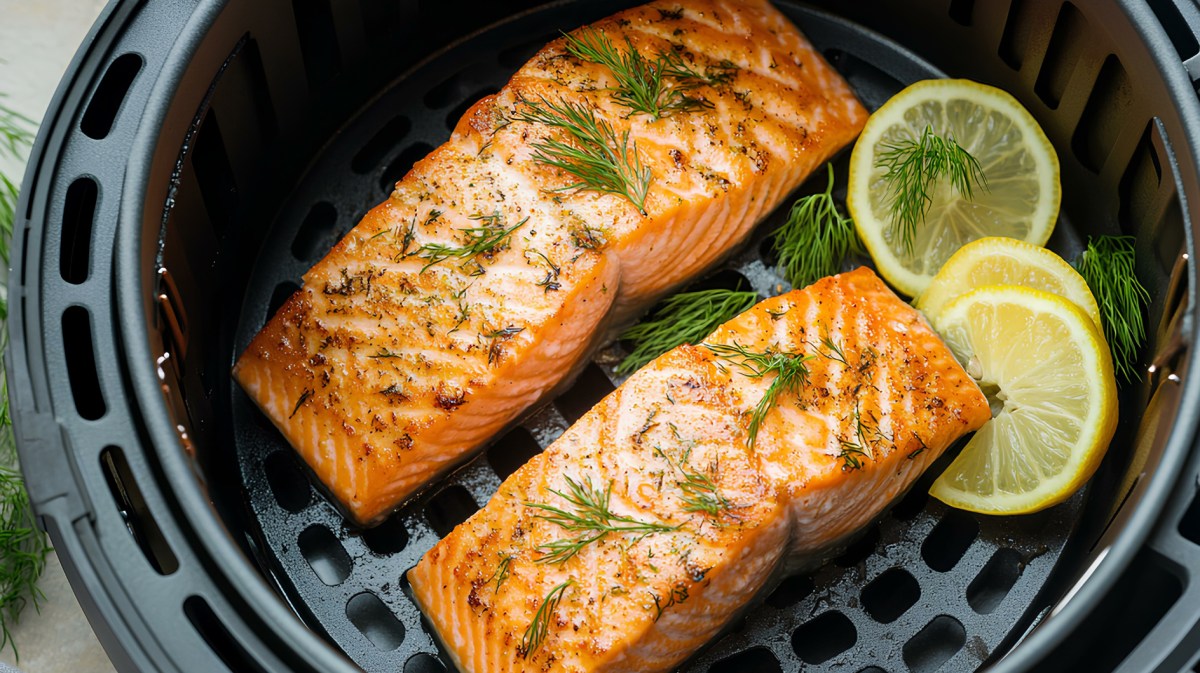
[0,0,119,671]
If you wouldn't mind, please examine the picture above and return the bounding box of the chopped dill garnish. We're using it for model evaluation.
[1074,235,1150,381]
[876,125,987,252]
[527,250,561,292]
[838,440,866,471]
[520,579,572,658]
[617,288,758,375]
[485,326,525,365]
[448,286,471,334]
[368,349,401,359]
[489,552,514,592]
[525,475,677,565]
[653,445,729,516]
[290,389,313,419]
[703,342,813,449]
[770,164,862,288]
[563,27,716,120]
[415,213,526,272]
[813,323,848,366]
[510,96,652,214]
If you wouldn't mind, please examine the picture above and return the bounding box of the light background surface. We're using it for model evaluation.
[0,0,120,671]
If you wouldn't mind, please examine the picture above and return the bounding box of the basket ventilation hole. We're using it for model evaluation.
[426,485,479,537]
[891,484,929,521]
[1145,0,1200,61]
[360,513,409,556]
[184,596,267,673]
[60,178,97,284]
[63,306,106,420]
[947,0,974,26]
[404,653,447,673]
[708,647,782,673]
[293,0,341,87]
[791,611,857,665]
[861,567,920,624]
[488,426,542,480]
[80,53,142,140]
[1071,55,1130,174]
[298,524,352,586]
[1178,487,1200,546]
[424,66,486,110]
[967,547,1023,614]
[555,363,616,424]
[921,509,979,572]
[291,201,338,261]
[381,142,434,195]
[998,0,1034,70]
[498,34,557,69]
[903,615,966,673]
[766,574,813,609]
[264,451,312,513]
[1033,2,1086,110]
[193,110,239,233]
[834,525,879,567]
[100,446,180,575]
[1119,122,1163,236]
[352,115,412,174]
[346,592,405,650]
[445,88,499,132]
[267,281,301,324]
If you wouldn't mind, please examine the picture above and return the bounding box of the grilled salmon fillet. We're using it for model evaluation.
[408,268,991,673]
[233,0,868,525]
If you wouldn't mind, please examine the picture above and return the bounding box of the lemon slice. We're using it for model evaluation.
[848,79,1061,297]
[917,236,1101,329]
[929,285,1117,514]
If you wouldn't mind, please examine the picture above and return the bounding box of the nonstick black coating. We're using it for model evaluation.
[230,6,1087,671]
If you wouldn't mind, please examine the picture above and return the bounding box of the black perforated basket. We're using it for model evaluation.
[8,1,1200,671]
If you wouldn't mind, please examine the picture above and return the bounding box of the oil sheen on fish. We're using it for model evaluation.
[408,268,991,673]
[233,0,868,525]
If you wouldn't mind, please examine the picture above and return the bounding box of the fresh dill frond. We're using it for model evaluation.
[1074,235,1150,381]
[521,579,572,658]
[703,342,813,449]
[617,288,758,375]
[415,214,526,272]
[876,125,987,252]
[770,164,862,288]
[563,28,713,120]
[653,445,728,516]
[525,475,677,565]
[510,96,652,214]
[0,98,34,163]
[838,439,866,471]
[368,349,401,359]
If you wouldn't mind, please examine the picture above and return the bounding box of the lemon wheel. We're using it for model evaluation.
[917,236,1101,330]
[848,79,1061,297]
[929,285,1118,514]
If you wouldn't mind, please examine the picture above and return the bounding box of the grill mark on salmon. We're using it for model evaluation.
[409,268,990,673]
[233,0,868,525]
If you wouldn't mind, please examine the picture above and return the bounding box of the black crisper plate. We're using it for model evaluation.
[231,5,1084,672]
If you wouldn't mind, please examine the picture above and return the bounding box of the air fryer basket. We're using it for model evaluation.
[8,0,1200,672]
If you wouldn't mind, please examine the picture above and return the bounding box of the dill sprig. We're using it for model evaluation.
[564,28,715,120]
[520,579,572,658]
[489,552,514,592]
[1074,235,1149,381]
[617,288,758,375]
[415,213,526,273]
[703,342,813,449]
[510,96,652,214]
[653,445,728,516]
[876,125,987,252]
[525,475,677,565]
[771,164,862,289]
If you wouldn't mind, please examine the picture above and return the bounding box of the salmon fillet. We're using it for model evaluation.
[233,0,868,525]
[408,268,990,673]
